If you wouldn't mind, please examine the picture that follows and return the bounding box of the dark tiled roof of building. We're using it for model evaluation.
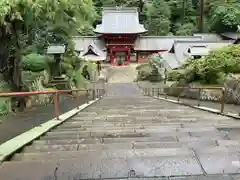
[193,33,223,41]
[160,52,180,69]
[220,33,240,40]
[234,38,240,44]
[73,36,106,51]
[94,7,147,34]
[172,41,233,66]
[134,36,203,51]
[72,36,106,61]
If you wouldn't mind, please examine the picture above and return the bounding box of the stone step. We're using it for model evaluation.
[58,122,185,129]
[52,126,178,132]
[49,127,218,134]
[50,127,218,136]
[12,147,194,162]
[67,117,201,123]
[22,139,218,153]
[5,147,206,179]
[34,138,102,145]
[53,124,182,131]
[86,106,190,110]
[4,148,240,180]
[23,142,133,153]
[41,129,227,142]
[42,129,226,140]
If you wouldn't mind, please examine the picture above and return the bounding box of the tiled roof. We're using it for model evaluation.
[83,54,106,61]
[220,33,240,40]
[72,36,106,61]
[160,52,180,69]
[94,7,147,34]
[234,38,240,44]
[173,41,233,65]
[193,33,223,41]
[134,36,203,51]
[188,46,209,56]
[73,36,106,52]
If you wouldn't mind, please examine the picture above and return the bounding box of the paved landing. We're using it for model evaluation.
[1,83,240,180]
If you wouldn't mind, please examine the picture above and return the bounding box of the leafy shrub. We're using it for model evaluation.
[21,53,49,72]
[136,64,152,81]
[175,23,196,36]
[136,56,164,82]
[148,65,163,82]
[167,70,183,81]
[75,67,86,88]
[182,45,240,84]
[0,76,11,116]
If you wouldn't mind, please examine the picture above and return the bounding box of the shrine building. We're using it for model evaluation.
[73,7,238,68]
[73,7,168,65]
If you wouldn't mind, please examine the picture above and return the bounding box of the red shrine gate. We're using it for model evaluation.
[109,46,131,65]
[104,34,136,66]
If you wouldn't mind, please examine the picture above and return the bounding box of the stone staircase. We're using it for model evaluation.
[1,83,240,179]
[108,64,138,83]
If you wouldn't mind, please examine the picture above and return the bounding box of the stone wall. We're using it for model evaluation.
[224,75,240,104]
[165,76,240,105]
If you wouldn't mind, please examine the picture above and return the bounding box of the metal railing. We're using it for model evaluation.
[141,86,228,114]
[0,88,105,120]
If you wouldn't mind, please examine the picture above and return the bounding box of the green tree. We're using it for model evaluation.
[0,0,97,90]
[175,23,197,35]
[182,45,240,84]
[205,0,240,32]
[146,0,171,35]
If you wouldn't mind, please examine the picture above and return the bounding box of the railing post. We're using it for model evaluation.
[178,87,184,102]
[92,89,96,100]
[157,88,160,97]
[220,88,225,113]
[148,88,150,96]
[76,91,79,109]
[164,88,167,99]
[86,90,89,104]
[96,89,99,98]
[53,92,60,120]
[197,88,201,106]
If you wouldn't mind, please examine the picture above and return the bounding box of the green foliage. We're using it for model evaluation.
[0,75,11,116]
[94,0,239,35]
[146,0,171,35]
[136,54,164,82]
[167,70,183,81]
[21,53,49,72]
[181,45,240,84]
[136,64,153,81]
[0,0,97,90]
[206,0,240,32]
[175,23,197,35]
[21,70,45,91]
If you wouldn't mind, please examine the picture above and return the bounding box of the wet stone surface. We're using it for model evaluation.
[2,83,240,179]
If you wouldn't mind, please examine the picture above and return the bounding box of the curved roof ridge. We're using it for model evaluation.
[102,7,138,12]
[174,40,234,43]
[139,36,203,39]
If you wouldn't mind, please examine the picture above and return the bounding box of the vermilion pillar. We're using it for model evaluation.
[127,49,131,64]
[109,48,113,65]
[136,52,139,63]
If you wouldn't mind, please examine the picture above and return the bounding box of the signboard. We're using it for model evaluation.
[47,45,66,54]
